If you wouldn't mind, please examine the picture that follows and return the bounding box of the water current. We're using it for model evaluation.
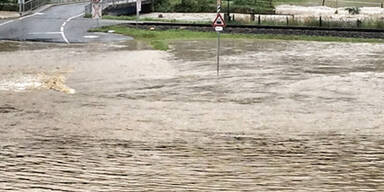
[0,39,384,191]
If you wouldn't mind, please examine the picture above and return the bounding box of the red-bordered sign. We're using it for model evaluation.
[212,13,226,27]
[92,3,102,19]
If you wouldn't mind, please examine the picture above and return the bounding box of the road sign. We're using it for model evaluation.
[137,0,142,12]
[92,2,102,19]
[215,26,223,32]
[212,13,225,27]
[217,0,222,13]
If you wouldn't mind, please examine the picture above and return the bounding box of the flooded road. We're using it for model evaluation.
[1,39,384,191]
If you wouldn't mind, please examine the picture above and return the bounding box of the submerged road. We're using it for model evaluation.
[0,3,129,43]
[1,39,384,191]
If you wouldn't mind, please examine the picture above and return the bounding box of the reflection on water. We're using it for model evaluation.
[1,39,384,191]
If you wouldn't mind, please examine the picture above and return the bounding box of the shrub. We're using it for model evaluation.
[227,0,274,14]
[0,0,18,11]
[345,7,360,15]
[174,0,215,12]
[154,0,274,14]
[154,0,175,12]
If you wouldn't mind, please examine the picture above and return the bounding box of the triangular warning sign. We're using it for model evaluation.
[212,13,226,27]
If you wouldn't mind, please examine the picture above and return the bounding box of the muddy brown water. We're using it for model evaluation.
[1,39,384,191]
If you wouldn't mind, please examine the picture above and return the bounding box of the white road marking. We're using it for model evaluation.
[28,32,62,35]
[0,20,15,27]
[60,13,85,44]
[0,12,39,27]
[17,12,40,21]
[83,35,99,39]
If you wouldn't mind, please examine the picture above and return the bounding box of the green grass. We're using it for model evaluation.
[101,15,211,25]
[90,25,384,51]
[102,15,176,22]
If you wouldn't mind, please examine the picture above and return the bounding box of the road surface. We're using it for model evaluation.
[0,3,129,43]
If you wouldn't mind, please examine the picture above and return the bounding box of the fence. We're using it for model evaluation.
[84,0,140,16]
[274,0,384,8]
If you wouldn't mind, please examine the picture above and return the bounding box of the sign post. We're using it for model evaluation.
[18,0,24,16]
[213,3,225,76]
[217,31,220,76]
[136,0,142,24]
[91,0,102,27]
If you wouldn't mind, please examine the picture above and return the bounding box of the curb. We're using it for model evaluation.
[0,11,21,20]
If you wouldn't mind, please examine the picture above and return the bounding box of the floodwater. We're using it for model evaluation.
[1,39,384,191]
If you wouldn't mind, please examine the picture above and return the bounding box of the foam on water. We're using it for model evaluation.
[0,75,42,91]
[0,73,75,94]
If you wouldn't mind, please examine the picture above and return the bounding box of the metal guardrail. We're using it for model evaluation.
[100,0,137,11]
[19,0,89,15]
[102,0,136,7]
[84,0,141,15]
[19,0,148,16]
[21,0,49,13]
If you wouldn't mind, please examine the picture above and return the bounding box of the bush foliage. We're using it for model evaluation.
[0,0,18,11]
[154,0,274,14]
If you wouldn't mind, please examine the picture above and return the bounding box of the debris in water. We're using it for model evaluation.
[0,72,75,94]
[39,73,76,94]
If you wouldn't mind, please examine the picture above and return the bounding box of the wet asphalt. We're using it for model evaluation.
[0,3,130,43]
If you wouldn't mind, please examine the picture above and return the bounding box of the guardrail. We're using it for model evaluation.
[19,0,89,15]
[84,0,145,16]
[19,0,148,16]
[102,0,136,7]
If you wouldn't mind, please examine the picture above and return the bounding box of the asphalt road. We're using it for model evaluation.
[0,3,130,43]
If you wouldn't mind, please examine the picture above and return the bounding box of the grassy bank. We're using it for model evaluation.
[101,15,211,25]
[90,25,384,51]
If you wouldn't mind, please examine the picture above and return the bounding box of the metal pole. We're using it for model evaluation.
[217,0,221,76]
[227,0,229,21]
[136,0,140,25]
[217,32,220,76]
[19,1,22,16]
[136,8,139,24]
